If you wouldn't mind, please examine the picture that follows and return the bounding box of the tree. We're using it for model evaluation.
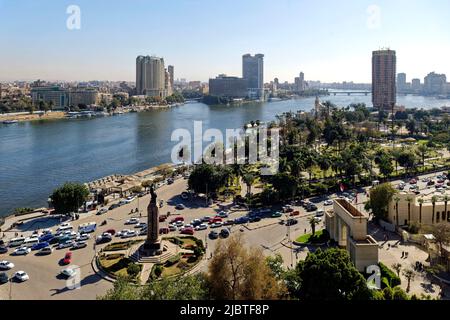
[391,263,402,278]
[50,182,89,215]
[417,144,428,169]
[406,196,413,224]
[295,248,373,300]
[418,198,424,224]
[431,223,450,260]
[378,155,394,178]
[242,173,256,197]
[188,164,227,195]
[393,196,400,226]
[308,216,318,236]
[270,172,298,201]
[431,195,438,224]
[367,183,397,221]
[99,276,143,300]
[402,269,415,293]
[207,233,285,300]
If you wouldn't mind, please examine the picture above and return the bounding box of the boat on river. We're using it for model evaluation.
[2,120,19,124]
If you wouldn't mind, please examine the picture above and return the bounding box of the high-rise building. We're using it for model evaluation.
[209,74,248,98]
[411,78,421,93]
[372,49,396,110]
[242,53,264,99]
[294,72,305,92]
[168,65,174,89]
[424,72,447,96]
[136,55,167,98]
[397,73,406,93]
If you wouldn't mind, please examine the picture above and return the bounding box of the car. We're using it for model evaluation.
[38,247,53,255]
[217,211,229,218]
[175,203,185,210]
[168,224,177,232]
[119,200,128,206]
[13,271,29,282]
[249,216,261,223]
[183,224,194,229]
[175,221,184,227]
[71,241,88,250]
[234,216,249,224]
[159,227,170,234]
[427,180,436,186]
[108,203,120,210]
[437,178,446,184]
[159,215,167,222]
[38,233,54,243]
[105,229,116,236]
[31,241,49,251]
[210,222,223,228]
[259,208,271,214]
[135,222,147,229]
[14,247,31,255]
[282,205,294,213]
[180,227,194,235]
[0,260,14,270]
[62,252,72,265]
[0,272,8,284]
[286,219,298,226]
[0,246,8,254]
[60,267,78,278]
[223,219,235,226]
[170,216,185,223]
[220,228,230,238]
[314,217,322,223]
[306,204,318,212]
[324,200,333,206]
[190,219,202,226]
[271,211,283,218]
[315,210,325,217]
[137,192,147,198]
[195,223,208,231]
[97,208,108,215]
[167,178,174,184]
[125,218,140,225]
[96,234,112,244]
[208,231,219,239]
[76,233,90,241]
[289,211,300,217]
[201,216,211,222]
[422,177,431,183]
[409,179,417,184]
[123,230,139,238]
[58,240,74,249]
[208,217,223,224]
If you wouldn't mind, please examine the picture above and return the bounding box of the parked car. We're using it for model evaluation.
[159,227,170,235]
[76,233,90,241]
[0,272,8,284]
[170,216,185,223]
[96,234,112,244]
[58,240,74,249]
[271,211,283,218]
[234,216,249,224]
[108,203,120,210]
[208,217,223,224]
[315,210,325,217]
[324,200,333,206]
[201,216,211,222]
[286,219,298,226]
[105,229,116,236]
[38,233,54,243]
[289,211,300,217]
[13,271,29,282]
[314,217,322,223]
[190,219,202,227]
[249,216,261,223]
[195,223,208,231]
[135,222,147,229]
[0,246,8,254]
[180,227,194,235]
[282,205,294,213]
[62,252,72,265]
[427,180,436,186]
[0,260,14,270]
[167,178,174,185]
[125,195,137,203]
[72,241,88,250]
[208,231,219,239]
[14,247,31,255]
[168,224,177,232]
[97,208,108,215]
[38,247,53,255]
[223,219,235,226]
[121,230,138,238]
[60,267,78,278]
[31,242,49,251]
[210,222,223,228]
[159,215,167,222]
[409,179,417,184]
[217,211,229,218]
[125,218,140,225]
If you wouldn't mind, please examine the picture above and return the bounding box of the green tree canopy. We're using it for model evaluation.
[367,183,397,220]
[50,182,89,215]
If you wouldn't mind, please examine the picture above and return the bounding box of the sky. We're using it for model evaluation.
[0,0,450,83]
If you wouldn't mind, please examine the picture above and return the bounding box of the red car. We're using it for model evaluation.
[105,229,116,235]
[62,252,72,265]
[170,216,184,224]
[159,227,170,234]
[208,217,222,224]
[409,179,417,184]
[289,211,300,217]
[180,227,194,235]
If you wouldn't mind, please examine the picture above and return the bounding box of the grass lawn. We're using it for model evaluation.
[295,230,324,244]
[98,254,141,280]
[103,240,142,251]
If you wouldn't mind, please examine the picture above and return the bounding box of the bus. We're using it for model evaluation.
[8,237,26,247]
[78,222,97,233]
[56,224,73,232]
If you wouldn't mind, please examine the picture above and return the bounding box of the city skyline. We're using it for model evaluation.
[1,0,450,83]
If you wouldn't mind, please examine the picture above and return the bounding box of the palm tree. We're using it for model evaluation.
[392,263,402,278]
[242,173,256,197]
[444,196,449,222]
[402,269,415,293]
[418,198,424,224]
[431,196,438,224]
[394,196,400,226]
[406,196,413,225]
[308,216,318,236]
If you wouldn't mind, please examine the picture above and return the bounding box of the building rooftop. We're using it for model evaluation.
[335,199,364,217]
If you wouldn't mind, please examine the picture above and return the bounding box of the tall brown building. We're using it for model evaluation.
[372,49,396,110]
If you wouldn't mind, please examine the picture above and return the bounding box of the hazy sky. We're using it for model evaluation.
[1,0,449,83]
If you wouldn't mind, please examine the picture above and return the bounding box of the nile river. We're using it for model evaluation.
[1,94,450,217]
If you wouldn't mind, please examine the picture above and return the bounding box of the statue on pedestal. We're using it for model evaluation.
[143,184,161,252]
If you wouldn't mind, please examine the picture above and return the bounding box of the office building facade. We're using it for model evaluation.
[209,75,248,98]
[424,72,447,96]
[372,49,396,110]
[31,86,68,109]
[242,53,264,99]
[136,55,167,98]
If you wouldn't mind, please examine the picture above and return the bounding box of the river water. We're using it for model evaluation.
[1,94,450,217]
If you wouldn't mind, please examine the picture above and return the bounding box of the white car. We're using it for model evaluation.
[60,267,77,278]
[14,247,31,255]
[324,200,333,206]
[76,233,90,241]
[135,222,147,229]
[210,222,223,228]
[121,230,138,238]
[116,229,132,237]
[125,196,137,203]
[195,223,208,231]
[183,224,194,229]
[0,260,14,270]
[125,218,140,225]
[58,240,74,249]
[97,208,108,215]
[13,271,29,282]
[315,210,325,217]
[314,217,322,223]
[72,241,87,249]
[175,221,184,227]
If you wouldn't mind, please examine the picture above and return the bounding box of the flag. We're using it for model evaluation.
[339,183,345,192]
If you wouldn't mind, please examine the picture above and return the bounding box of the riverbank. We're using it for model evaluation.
[0,111,66,122]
